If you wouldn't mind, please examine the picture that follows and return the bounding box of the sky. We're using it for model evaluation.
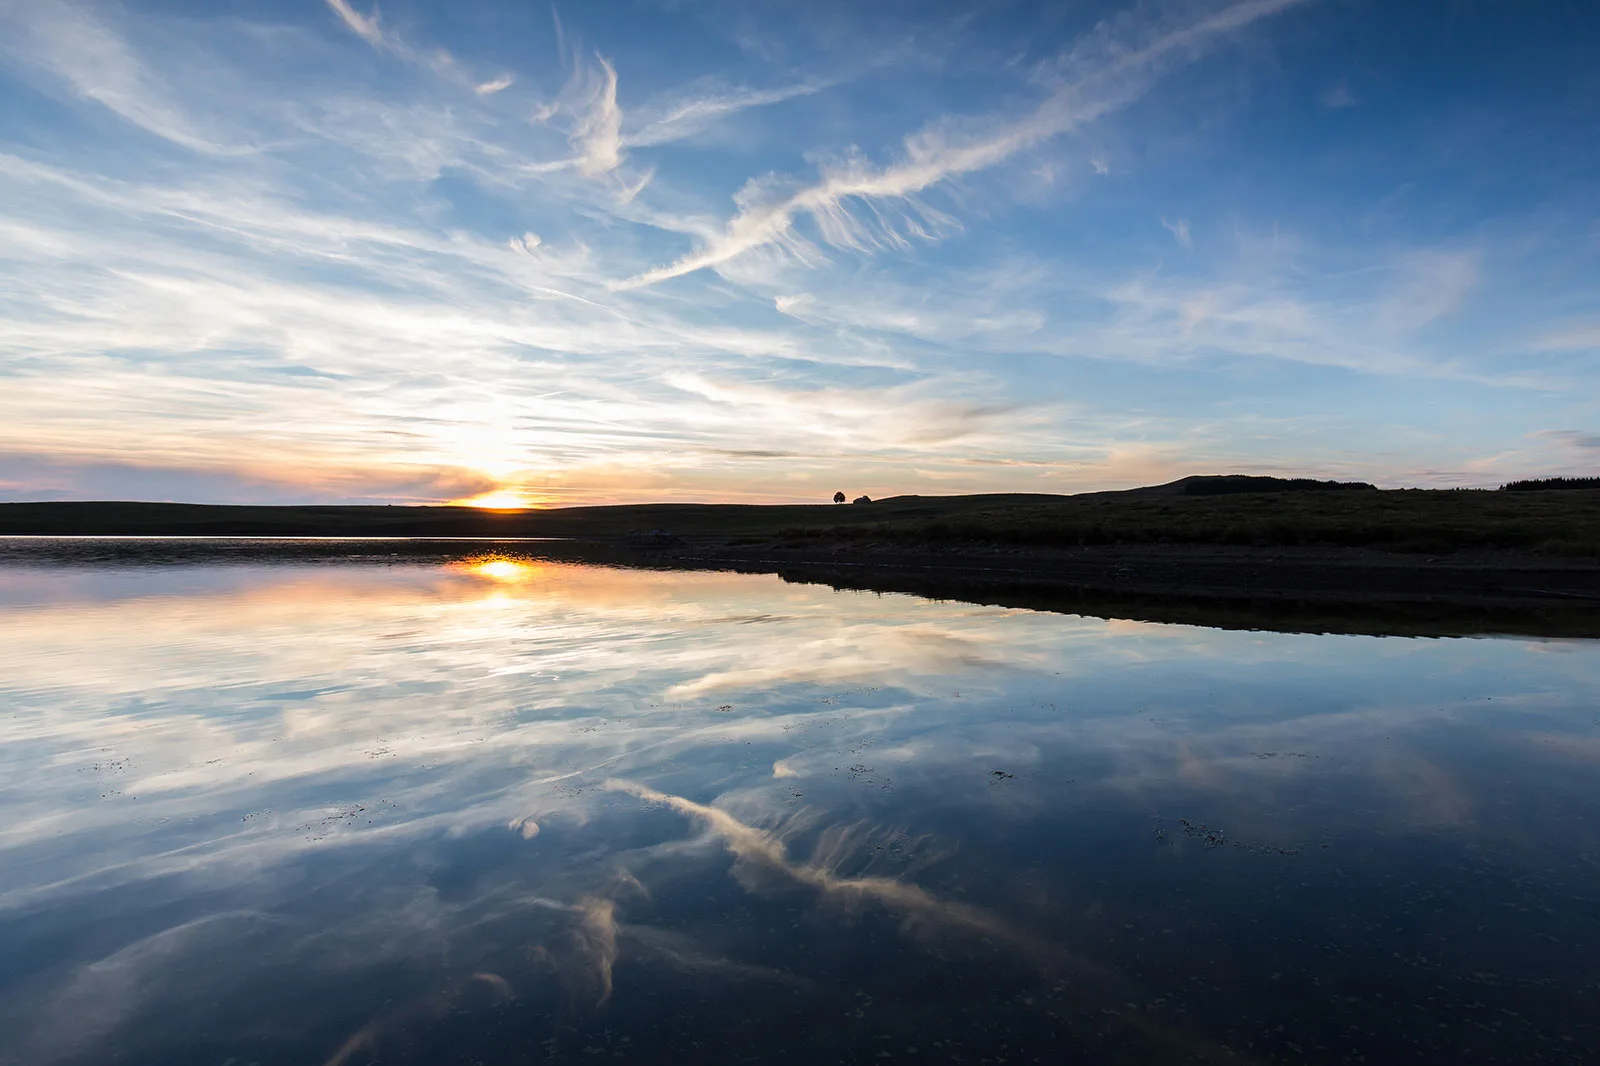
[0,0,1597,506]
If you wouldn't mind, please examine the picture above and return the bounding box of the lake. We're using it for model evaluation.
[1,541,1597,1064]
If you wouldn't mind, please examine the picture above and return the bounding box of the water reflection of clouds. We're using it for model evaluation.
[16,910,288,1062]
[2,564,1596,888]
[3,561,1600,1062]
[609,780,1061,969]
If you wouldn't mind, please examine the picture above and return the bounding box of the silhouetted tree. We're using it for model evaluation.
[853,495,872,504]
[833,491,846,503]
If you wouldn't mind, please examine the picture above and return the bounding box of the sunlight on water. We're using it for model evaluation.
[463,557,544,583]
[1,556,1598,1064]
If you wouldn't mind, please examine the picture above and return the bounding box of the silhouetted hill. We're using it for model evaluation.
[1114,475,1377,496]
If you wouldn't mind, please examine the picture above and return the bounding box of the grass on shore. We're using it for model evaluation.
[776,488,1600,557]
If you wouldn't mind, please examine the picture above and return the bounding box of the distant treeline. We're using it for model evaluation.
[1501,477,1600,492]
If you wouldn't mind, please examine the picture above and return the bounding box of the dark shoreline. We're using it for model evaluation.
[639,539,1600,638]
[3,534,1597,639]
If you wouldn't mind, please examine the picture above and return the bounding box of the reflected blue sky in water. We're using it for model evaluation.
[2,560,1599,1064]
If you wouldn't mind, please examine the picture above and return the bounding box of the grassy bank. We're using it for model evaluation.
[3,484,1598,556]
[779,488,1600,556]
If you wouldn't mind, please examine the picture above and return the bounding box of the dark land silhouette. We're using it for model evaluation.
[2,474,1595,553]
[3,475,1597,637]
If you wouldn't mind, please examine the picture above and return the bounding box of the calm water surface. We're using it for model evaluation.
[2,548,1598,1064]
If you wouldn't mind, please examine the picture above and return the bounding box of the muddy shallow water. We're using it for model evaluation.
[1,549,1597,1064]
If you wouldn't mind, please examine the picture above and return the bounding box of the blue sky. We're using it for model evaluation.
[0,0,1596,504]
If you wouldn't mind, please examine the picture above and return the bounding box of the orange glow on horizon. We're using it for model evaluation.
[452,488,538,510]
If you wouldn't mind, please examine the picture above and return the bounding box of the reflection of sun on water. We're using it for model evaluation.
[468,559,540,583]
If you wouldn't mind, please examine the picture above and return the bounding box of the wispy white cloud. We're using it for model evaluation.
[0,141,1072,501]
[1532,429,1600,451]
[662,372,1032,450]
[1161,215,1193,249]
[617,0,1309,289]
[741,236,1562,401]
[325,0,387,51]
[474,73,514,96]
[627,79,832,148]
[1380,249,1480,331]
[545,57,821,183]
[0,1,241,155]
[1532,323,1600,352]
[524,45,753,182]
[569,55,624,176]
[615,165,656,206]
[322,0,475,84]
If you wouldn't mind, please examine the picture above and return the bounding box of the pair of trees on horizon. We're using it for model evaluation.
[832,491,871,504]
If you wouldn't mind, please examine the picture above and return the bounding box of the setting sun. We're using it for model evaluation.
[452,489,536,510]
